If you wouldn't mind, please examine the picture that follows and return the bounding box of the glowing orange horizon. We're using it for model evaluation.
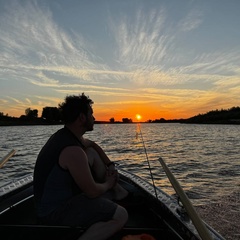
[94,106,193,122]
[3,106,196,122]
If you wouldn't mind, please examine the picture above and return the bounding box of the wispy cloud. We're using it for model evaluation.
[0,1,108,83]
[1,0,238,90]
[110,7,169,67]
[178,9,203,32]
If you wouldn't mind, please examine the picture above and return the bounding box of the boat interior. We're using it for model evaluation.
[0,174,198,240]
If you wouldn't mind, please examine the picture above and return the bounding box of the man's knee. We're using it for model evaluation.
[85,147,98,166]
[85,147,106,182]
[113,205,128,228]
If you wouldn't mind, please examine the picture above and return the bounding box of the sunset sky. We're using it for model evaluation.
[0,0,239,122]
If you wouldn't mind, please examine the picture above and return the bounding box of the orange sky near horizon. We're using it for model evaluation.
[1,89,238,122]
[93,103,184,122]
[3,104,196,122]
[95,109,195,122]
[94,101,210,122]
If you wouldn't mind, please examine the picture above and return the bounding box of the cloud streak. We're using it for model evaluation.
[178,9,203,32]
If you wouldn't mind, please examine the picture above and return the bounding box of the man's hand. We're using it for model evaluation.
[105,170,118,189]
[107,163,115,172]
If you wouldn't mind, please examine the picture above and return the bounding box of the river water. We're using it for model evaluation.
[0,123,239,239]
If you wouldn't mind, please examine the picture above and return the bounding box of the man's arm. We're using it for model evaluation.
[59,146,117,198]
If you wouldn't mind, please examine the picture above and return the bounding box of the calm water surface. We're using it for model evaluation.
[0,123,239,206]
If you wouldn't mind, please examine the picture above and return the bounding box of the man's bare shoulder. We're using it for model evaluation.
[59,146,87,169]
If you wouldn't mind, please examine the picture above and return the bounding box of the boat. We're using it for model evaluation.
[0,158,225,240]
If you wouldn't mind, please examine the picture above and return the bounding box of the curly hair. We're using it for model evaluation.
[58,93,94,124]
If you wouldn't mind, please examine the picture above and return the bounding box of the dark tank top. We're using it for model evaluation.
[33,126,84,217]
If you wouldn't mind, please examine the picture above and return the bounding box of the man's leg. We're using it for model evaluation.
[78,205,128,240]
[85,147,106,182]
[85,147,128,200]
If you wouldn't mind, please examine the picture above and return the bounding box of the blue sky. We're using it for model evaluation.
[0,0,239,121]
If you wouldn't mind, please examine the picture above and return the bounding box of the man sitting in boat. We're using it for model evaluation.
[33,93,129,240]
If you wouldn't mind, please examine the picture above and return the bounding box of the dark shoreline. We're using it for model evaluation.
[0,120,240,127]
[1,106,240,126]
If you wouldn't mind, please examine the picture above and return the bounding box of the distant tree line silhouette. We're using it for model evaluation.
[0,106,135,125]
[14,107,61,123]
[184,107,240,124]
[109,117,132,123]
[0,106,240,125]
[0,106,62,125]
[145,107,240,124]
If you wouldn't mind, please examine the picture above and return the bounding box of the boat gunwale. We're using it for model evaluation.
[118,168,225,240]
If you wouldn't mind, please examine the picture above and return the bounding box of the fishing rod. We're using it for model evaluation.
[136,122,158,199]
[136,120,213,239]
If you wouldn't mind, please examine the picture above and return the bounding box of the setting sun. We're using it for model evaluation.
[136,114,142,121]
